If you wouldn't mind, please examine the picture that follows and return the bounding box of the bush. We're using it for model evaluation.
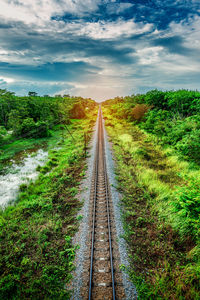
[15,118,50,138]
[35,121,50,138]
[0,126,7,145]
[144,90,167,109]
[131,104,150,121]
[140,109,171,136]
[175,130,200,163]
[164,117,196,145]
[20,118,36,137]
[165,90,200,116]
[0,126,7,136]
[70,103,85,119]
[173,177,200,239]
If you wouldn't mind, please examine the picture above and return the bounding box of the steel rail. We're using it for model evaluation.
[88,108,100,300]
[88,106,116,300]
[102,108,116,300]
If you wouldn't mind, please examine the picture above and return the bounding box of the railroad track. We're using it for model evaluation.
[81,107,125,299]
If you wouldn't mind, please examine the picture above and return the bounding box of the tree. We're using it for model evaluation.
[28,91,38,97]
[7,109,22,135]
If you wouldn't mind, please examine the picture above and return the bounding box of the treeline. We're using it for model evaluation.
[103,89,200,164]
[0,89,96,144]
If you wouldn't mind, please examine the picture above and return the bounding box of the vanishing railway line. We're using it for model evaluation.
[81,107,125,299]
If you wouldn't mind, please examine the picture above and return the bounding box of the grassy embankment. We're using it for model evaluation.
[0,108,97,299]
[0,88,96,168]
[0,125,66,173]
[102,92,200,299]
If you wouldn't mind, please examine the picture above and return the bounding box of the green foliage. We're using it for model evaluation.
[19,117,36,136]
[7,109,22,135]
[102,105,200,299]
[175,129,200,164]
[164,90,200,115]
[0,112,97,299]
[141,113,200,163]
[145,89,167,109]
[35,121,50,138]
[0,126,7,135]
[0,88,97,142]
[0,126,7,145]
[142,89,200,115]
[173,177,200,239]
[103,89,200,165]
[140,109,171,136]
[28,91,38,97]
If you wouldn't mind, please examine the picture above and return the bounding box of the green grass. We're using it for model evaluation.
[0,111,97,299]
[102,107,200,299]
[0,125,69,162]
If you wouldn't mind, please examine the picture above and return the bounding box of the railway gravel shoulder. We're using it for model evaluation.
[103,117,137,300]
[71,111,100,299]
[71,110,137,299]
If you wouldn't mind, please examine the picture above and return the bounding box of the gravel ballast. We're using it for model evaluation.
[71,110,137,299]
[71,111,99,299]
[103,117,137,300]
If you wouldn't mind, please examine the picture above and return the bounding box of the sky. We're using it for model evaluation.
[0,0,200,101]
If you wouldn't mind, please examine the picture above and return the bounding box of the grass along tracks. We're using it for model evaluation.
[1,98,199,299]
[0,109,97,299]
[102,106,200,299]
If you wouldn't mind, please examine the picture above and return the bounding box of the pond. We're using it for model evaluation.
[0,148,48,207]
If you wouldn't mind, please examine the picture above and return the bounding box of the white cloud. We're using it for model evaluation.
[106,2,134,14]
[158,54,200,73]
[0,0,100,25]
[79,19,153,40]
[169,15,200,50]
[0,0,199,99]
[137,46,163,65]
[0,76,15,83]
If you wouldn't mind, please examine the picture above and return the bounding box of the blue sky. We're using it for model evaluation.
[0,0,200,101]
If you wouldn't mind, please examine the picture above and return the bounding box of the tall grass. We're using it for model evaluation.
[102,106,200,299]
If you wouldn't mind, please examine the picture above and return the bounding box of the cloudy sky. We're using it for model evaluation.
[0,0,200,100]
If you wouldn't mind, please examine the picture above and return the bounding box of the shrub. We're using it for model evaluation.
[175,130,200,164]
[165,90,200,116]
[173,177,200,239]
[0,126,7,145]
[144,90,167,109]
[20,118,36,137]
[140,109,171,135]
[131,104,150,121]
[0,126,7,135]
[35,121,50,138]
[165,117,196,145]
[70,103,85,119]
[15,118,50,138]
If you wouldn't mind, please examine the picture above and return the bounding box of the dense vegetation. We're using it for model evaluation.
[1,87,200,299]
[0,89,97,298]
[102,90,200,299]
[0,89,95,143]
[104,90,200,164]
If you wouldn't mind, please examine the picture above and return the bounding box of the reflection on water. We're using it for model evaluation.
[0,149,48,208]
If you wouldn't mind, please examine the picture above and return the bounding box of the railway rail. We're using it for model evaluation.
[81,107,125,299]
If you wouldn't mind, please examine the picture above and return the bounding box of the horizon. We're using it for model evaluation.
[0,1,200,100]
[2,86,200,103]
